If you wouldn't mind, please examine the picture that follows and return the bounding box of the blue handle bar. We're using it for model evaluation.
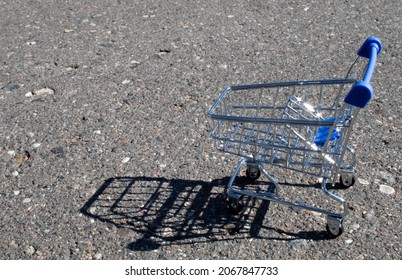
[344,37,382,108]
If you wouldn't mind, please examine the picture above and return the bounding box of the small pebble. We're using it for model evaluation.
[15,151,30,164]
[357,178,369,185]
[345,239,353,244]
[122,79,131,85]
[9,240,18,249]
[312,211,322,217]
[178,252,187,258]
[351,224,360,230]
[25,91,33,97]
[25,246,36,255]
[379,184,395,195]
[243,222,251,230]
[12,171,19,176]
[23,198,31,203]
[7,150,16,156]
[32,143,41,148]
[51,147,65,156]
[93,253,102,260]
[34,87,54,96]
[363,209,375,220]
[26,131,35,138]
[161,227,173,237]
[13,190,20,196]
[88,207,96,215]
[122,157,130,163]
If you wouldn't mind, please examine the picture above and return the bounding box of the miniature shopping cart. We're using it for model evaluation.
[208,37,382,237]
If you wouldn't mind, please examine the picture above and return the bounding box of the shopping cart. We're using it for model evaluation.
[208,37,382,237]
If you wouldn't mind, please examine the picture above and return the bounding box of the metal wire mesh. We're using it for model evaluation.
[209,79,356,180]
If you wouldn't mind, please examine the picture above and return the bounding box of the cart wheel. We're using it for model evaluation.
[326,216,344,237]
[340,173,355,188]
[227,197,244,214]
[246,167,261,181]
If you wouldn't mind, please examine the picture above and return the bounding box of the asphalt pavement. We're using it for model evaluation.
[0,0,401,259]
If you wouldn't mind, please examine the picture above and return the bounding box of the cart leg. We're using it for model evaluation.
[227,158,281,214]
[228,158,279,195]
[338,146,356,188]
[227,158,247,193]
[226,158,246,214]
[259,163,279,196]
[321,176,348,216]
[321,175,348,237]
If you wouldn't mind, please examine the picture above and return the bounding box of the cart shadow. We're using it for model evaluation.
[80,176,332,252]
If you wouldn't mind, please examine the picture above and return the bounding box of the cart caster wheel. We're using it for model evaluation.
[246,167,260,180]
[227,197,244,214]
[339,173,355,188]
[326,216,344,237]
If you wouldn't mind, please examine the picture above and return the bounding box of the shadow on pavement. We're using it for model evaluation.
[81,176,331,251]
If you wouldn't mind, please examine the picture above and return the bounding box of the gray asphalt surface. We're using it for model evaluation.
[0,0,401,260]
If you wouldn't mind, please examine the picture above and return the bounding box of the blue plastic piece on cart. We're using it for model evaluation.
[313,117,340,147]
[357,37,382,58]
[344,37,382,108]
[344,81,373,108]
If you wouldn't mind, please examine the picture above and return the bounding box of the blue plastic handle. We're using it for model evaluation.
[344,37,382,108]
